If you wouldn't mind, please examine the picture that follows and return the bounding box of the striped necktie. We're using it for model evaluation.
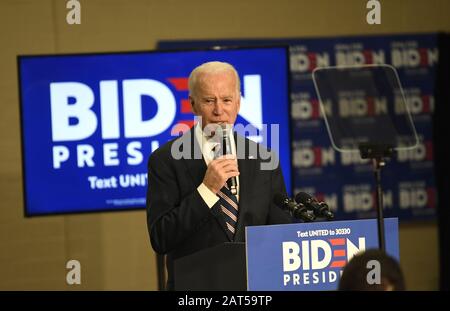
[217,184,239,239]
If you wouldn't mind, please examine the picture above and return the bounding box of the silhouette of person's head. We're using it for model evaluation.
[338,249,405,291]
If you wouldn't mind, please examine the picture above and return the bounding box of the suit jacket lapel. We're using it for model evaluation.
[181,127,206,185]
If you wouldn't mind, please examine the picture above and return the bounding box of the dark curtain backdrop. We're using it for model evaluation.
[435,33,450,291]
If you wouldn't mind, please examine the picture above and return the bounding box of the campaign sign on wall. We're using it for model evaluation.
[18,47,291,215]
[245,218,399,291]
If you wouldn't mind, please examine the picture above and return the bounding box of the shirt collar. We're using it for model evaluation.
[194,122,235,152]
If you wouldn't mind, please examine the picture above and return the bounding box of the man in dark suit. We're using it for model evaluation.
[146,61,292,290]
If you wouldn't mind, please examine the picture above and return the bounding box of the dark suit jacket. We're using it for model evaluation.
[146,128,292,290]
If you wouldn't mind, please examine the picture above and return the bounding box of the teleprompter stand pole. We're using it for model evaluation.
[359,143,394,252]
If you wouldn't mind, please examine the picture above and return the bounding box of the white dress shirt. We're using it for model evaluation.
[195,123,240,208]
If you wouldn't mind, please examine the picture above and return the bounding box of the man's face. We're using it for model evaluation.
[189,70,240,130]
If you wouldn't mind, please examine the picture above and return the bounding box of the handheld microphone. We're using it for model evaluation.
[295,192,334,220]
[220,124,238,195]
[273,193,315,222]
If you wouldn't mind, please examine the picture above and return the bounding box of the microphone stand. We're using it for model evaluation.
[358,143,394,252]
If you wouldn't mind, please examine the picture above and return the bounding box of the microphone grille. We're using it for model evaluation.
[295,192,312,204]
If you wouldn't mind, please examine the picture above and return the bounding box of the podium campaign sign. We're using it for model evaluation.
[245,218,399,291]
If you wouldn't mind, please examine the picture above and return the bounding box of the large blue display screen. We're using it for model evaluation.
[18,47,291,215]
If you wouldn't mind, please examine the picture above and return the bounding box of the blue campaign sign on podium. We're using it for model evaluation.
[245,218,399,291]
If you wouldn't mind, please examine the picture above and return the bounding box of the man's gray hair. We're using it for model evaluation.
[188,61,241,97]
